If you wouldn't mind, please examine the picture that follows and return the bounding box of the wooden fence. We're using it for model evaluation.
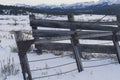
[15,13,120,80]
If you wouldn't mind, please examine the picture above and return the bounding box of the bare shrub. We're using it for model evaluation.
[0,57,20,80]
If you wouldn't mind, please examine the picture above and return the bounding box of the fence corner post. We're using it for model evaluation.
[14,31,33,80]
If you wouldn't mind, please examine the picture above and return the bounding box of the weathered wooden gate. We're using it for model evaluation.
[15,13,120,80]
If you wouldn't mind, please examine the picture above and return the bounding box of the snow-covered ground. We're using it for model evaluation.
[0,15,120,80]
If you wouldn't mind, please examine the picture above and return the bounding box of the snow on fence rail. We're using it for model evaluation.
[14,13,120,80]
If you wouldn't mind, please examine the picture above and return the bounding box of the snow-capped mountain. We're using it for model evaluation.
[15,4,31,7]
[15,0,120,10]
[12,0,120,15]
[33,1,96,9]
[98,0,120,5]
[60,1,96,9]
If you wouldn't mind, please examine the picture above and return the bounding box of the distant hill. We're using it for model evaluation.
[0,0,120,15]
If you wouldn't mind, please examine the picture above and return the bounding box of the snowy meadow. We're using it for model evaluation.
[0,14,120,80]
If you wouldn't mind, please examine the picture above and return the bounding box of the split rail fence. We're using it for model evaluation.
[14,13,120,80]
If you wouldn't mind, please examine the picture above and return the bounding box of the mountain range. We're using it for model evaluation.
[0,0,120,15]
[16,0,120,10]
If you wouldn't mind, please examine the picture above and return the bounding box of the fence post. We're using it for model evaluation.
[14,31,33,80]
[117,14,120,27]
[112,32,120,64]
[112,15,120,64]
[68,14,83,72]
[29,15,42,54]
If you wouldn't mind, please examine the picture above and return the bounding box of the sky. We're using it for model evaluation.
[0,0,99,5]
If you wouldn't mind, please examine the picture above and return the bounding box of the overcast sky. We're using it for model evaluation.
[0,0,99,5]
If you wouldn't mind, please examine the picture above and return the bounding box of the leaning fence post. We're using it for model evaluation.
[68,14,83,72]
[14,31,33,80]
[112,32,120,64]
[112,15,120,64]
[29,15,42,54]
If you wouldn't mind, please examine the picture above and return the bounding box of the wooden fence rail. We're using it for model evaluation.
[35,43,115,53]
[30,19,120,31]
